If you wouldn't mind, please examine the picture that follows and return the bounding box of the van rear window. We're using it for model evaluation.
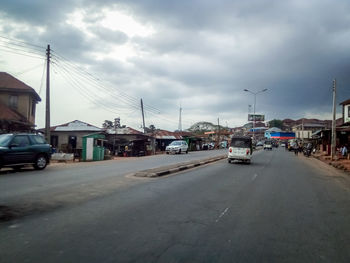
[230,139,251,148]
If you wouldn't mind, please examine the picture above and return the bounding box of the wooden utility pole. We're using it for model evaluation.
[331,79,337,160]
[140,99,146,133]
[45,44,51,143]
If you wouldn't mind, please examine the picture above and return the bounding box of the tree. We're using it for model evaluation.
[102,120,113,129]
[268,119,284,129]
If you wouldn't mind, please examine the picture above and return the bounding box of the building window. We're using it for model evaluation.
[9,95,18,109]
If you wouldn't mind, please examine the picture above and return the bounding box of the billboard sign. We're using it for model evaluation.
[345,104,350,123]
[248,114,265,121]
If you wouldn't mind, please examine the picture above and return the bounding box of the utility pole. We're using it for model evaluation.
[217,117,220,148]
[45,44,51,143]
[331,79,337,160]
[140,99,146,133]
[178,106,182,131]
[301,118,304,144]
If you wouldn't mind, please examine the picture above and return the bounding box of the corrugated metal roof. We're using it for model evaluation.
[106,127,144,135]
[53,120,101,132]
[152,129,183,139]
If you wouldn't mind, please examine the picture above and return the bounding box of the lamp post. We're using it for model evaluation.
[244,88,268,141]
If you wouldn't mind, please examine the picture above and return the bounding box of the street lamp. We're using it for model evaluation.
[244,88,268,141]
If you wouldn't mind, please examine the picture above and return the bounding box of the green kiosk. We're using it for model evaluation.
[82,133,106,161]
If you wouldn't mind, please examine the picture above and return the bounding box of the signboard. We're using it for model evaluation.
[248,114,265,121]
[345,104,350,123]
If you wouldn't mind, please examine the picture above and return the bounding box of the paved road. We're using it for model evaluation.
[0,149,226,200]
[1,148,350,262]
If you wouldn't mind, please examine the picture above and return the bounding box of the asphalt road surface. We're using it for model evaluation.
[1,148,349,262]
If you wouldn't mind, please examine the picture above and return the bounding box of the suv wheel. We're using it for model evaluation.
[34,154,47,170]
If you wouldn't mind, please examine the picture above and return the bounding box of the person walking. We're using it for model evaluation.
[294,144,299,155]
[341,145,348,158]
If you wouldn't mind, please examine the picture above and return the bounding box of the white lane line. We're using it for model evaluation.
[252,173,258,181]
[215,207,229,222]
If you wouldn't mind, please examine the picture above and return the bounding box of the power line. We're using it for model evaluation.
[0,46,45,60]
[0,40,45,56]
[52,58,141,112]
[39,60,46,95]
[52,62,133,114]
[15,62,45,76]
[0,35,45,50]
[52,63,123,115]
[51,51,162,113]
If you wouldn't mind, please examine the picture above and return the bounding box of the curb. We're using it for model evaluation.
[312,155,350,174]
[133,154,227,178]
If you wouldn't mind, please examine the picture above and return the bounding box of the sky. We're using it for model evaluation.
[1,0,350,131]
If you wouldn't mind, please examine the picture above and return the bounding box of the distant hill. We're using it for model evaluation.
[187,121,223,133]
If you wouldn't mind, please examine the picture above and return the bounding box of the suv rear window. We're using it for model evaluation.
[29,135,46,144]
[230,138,251,148]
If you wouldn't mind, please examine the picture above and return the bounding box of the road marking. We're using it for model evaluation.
[215,207,229,222]
[252,173,258,181]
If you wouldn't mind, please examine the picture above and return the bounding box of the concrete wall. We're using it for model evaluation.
[51,131,94,152]
[0,92,37,124]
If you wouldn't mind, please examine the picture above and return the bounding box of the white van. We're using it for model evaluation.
[228,136,253,164]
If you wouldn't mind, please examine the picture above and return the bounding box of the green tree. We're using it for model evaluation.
[268,119,284,129]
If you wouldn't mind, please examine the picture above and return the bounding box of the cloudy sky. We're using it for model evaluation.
[1,0,350,131]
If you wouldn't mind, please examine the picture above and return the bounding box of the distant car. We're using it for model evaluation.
[166,140,189,154]
[256,141,264,147]
[0,133,51,170]
[280,142,286,147]
[264,140,273,150]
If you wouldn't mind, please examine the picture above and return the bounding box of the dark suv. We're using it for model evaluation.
[0,133,51,170]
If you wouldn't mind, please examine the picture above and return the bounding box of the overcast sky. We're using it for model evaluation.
[1,0,350,131]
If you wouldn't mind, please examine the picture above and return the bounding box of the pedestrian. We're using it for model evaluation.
[341,145,348,158]
[294,145,298,155]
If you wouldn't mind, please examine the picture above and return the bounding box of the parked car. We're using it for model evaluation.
[264,140,273,150]
[166,140,189,154]
[0,133,51,170]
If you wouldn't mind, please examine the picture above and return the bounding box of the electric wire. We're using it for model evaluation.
[0,41,45,57]
[51,51,162,113]
[52,62,133,114]
[15,62,45,76]
[52,58,141,112]
[0,35,45,50]
[0,46,45,60]
[39,60,47,95]
[52,63,125,115]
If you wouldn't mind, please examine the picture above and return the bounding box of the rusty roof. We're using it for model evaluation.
[0,72,41,101]
[151,129,183,139]
[340,98,350,105]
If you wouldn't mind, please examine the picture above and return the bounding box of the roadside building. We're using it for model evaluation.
[264,127,295,140]
[313,99,350,156]
[45,120,102,156]
[152,129,183,152]
[105,127,151,157]
[292,122,327,140]
[0,72,41,133]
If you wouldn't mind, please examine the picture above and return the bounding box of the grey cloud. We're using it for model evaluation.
[1,0,350,129]
[89,27,128,44]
